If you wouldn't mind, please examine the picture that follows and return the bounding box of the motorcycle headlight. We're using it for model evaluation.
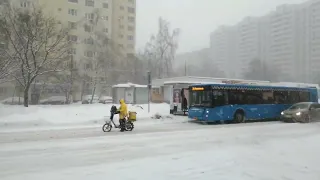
[296,112,301,116]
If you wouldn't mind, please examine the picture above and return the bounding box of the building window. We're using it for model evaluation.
[118,44,123,48]
[20,1,31,7]
[120,6,124,10]
[0,43,6,49]
[127,35,133,40]
[68,9,77,16]
[84,24,93,32]
[128,0,134,3]
[101,16,108,20]
[119,34,123,38]
[119,25,124,29]
[128,7,135,13]
[68,35,78,42]
[128,26,134,31]
[103,28,108,33]
[84,63,92,70]
[85,51,93,57]
[68,22,77,29]
[68,0,78,3]
[128,16,135,23]
[127,53,134,58]
[85,0,94,7]
[127,44,134,49]
[84,38,94,45]
[102,3,108,8]
[85,13,94,20]
[68,48,76,55]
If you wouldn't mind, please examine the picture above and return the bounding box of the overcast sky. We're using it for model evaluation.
[136,0,309,53]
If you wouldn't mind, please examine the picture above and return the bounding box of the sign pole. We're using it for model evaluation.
[147,71,151,113]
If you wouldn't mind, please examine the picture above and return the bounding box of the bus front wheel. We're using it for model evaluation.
[234,111,245,123]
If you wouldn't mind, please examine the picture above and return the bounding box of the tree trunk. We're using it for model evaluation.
[23,88,29,107]
[90,81,97,104]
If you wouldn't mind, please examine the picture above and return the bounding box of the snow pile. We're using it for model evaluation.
[0,103,184,131]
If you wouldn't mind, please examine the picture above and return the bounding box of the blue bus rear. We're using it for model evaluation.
[188,84,318,123]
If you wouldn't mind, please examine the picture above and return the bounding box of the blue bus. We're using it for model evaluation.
[188,83,318,123]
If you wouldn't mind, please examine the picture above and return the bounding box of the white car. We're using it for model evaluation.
[82,95,99,104]
[99,96,113,104]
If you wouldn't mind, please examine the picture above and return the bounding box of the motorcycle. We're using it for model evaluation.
[102,105,134,132]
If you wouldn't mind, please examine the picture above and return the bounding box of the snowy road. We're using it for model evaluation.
[1,121,320,180]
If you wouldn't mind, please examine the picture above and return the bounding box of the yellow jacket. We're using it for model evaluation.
[118,99,128,119]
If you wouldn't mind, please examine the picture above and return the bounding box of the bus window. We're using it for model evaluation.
[274,91,289,104]
[189,89,212,107]
[212,90,225,106]
[299,91,310,102]
[262,91,273,104]
[245,90,263,104]
[228,90,245,105]
[288,91,300,103]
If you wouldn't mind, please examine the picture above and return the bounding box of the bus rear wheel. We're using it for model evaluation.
[234,112,245,123]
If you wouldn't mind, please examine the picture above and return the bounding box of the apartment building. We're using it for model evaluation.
[267,5,299,81]
[111,0,136,58]
[306,0,320,82]
[210,26,237,78]
[209,0,320,82]
[210,17,268,78]
[236,17,267,77]
[0,0,136,101]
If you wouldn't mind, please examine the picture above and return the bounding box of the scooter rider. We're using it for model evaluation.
[117,99,128,132]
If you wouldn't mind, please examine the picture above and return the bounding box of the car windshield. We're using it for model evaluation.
[288,103,310,110]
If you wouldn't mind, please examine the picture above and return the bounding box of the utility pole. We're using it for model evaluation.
[147,71,151,113]
[184,59,187,76]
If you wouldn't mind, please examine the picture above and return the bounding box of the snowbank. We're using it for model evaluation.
[112,82,147,88]
[0,103,185,131]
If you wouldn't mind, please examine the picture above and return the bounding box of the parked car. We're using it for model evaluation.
[281,102,320,123]
[39,96,66,105]
[1,97,23,105]
[82,95,99,104]
[99,96,113,104]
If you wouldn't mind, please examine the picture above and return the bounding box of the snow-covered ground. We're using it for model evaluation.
[1,121,320,180]
[1,104,320,179]
[0,103,183,132]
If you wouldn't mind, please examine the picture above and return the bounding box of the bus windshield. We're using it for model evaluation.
[189,90,212,107]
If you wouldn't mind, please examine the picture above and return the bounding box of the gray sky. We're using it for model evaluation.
[136,0,309,53]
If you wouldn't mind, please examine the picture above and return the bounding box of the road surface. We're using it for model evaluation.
[1,121,320,180]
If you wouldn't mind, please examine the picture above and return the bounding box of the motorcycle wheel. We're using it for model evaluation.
[125,122,134,131]
[102,123,112,132]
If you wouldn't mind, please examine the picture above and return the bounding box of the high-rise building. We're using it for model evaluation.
[305,0,320,82]
[267,4,305,81]
[209,0,320,82]
[9,0,136,63]
[111,0,136,58]
[210,26,237,78]
[0,0,137,100]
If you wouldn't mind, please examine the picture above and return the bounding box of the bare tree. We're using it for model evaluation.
[82,9,124,103]
[0,45,17,82]
[143,18,180,78]
[0,5,71,107]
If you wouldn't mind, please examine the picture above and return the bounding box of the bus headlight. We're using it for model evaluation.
[296,112,301,116]
[281,112,284,115]
[206,110,209,113]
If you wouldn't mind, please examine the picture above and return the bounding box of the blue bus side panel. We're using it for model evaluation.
[190,104,292,122]
[188,107,205,120]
